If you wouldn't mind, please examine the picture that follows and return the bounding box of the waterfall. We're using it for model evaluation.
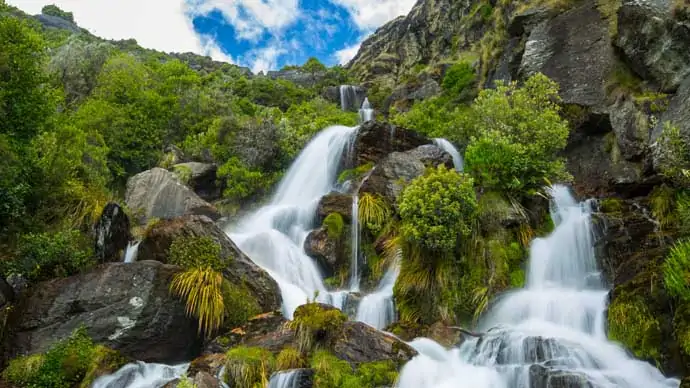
[355,260,400,330]
[432,138,463,171]
[268,370,305,388]
[340,85,358,111]
[92,362,188,388]
[350,193,360,291]
[359,98,374,123]
[227,125,358,318]
[396,185,680,388]
[123,241,140,263]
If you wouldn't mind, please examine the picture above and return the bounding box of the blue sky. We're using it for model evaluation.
[11,0,416,73]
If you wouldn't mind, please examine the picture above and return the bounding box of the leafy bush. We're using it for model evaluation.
[323,213,345,239]
[663,239,690,302]
[464,74,570,197]
[390,97,470,141]
[441,61,476,98]
[399,166,478,252]
[217,157,270,204]
[224,346,275,388]
[4,230,94,282]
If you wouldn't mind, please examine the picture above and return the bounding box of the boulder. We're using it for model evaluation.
[188,353,227,378]
[125,168,220,225]
[164,372,222,388]
[349,121,431,168]
[205,312,292,355]
[137,215,281,312]
[651,75,690,170]
[610,96,652,162]
[528,364,593,388]
[94,202,132,263]
[518,1,615,109]
[359,152,426,205]
[316,193,353,224]
[405,144,454,169]
[615,0,690,92]
[304,227,343,278]
[332,321,417,364]
[7,261,201,363]
[173,162,223,202]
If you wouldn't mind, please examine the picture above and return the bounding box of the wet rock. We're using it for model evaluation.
[0,276,14,308]
[343,293,362,319]
[615,0,690,92]
[325,85,367,111]
[529,364,593,388]
[359,152,426,205]
[7,261,201,363]
[304,227,342,278]
[350,121,431,167]
[188,353,227,378]
[205,311,289,354]
[405,144,454,169]
[519,1,615,109]
[651,75,690,171]
[332,321,417,364]
[270,369,314,388]
[316,193,352,224]
[94,202,132,263]
[125,168,220,225]
[173,162,222,202]
[4,274,28,298]
[138,215,281,312]
[610,96,652,162]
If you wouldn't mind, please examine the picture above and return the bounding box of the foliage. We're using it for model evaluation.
[323,213,345,239]
[663,239,690,302]
[309,350,399,388]
[41,4,74,22]
[599,197,624,214]
[171,267,225,335]
[2,230,94,282]
[337,162,373,184]
[464,74,571,197]
[289,303,347,353]
[302,57,327,75]
[608,295,662,362]
[173,164,193,184]
[177,375,198,388]
[657,121,690,187]
[275,347,306,370]
[441,61,476,99]
[168,236,224,271]
[399,166,478,252]
[221,279,261,329]
[359,193,390,233]
[217,157,271,204]
[224,346,275,388]
[390,96,470,141]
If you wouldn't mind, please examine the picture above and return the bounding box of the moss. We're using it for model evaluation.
[650,185,677,230]
[509,268,526,288]
[633,91,670,113]
[608,294,663,363]
[168,235,224,271]
[606,61,644,99]
[173,164,193,185]
[2,354,45,386]
[308,351,399,388]
[79,346,128,388]
[221,279,261,329]
[276,347,306,370]
[322,213,344,239]
[290,303,347,353]
[224,346,275,388]
[337,162,374,184]
[477,191,514,233]
[597,0,622,37]
[177,374,198,388]
[599,197,623,214]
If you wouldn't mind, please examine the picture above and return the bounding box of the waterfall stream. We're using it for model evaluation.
[350,193,361,291]
[395,185,680,388]
[432,138,463,171]
[359,98,374,123]
[123,241,140,263]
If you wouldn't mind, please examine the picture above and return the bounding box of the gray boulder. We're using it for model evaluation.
[304,227,342,278]
[406,144,454,169]
[350,121,431,167]
[651,75,690,170]
[94,202,132,263]
[173,162,223,202]
[125,168,220,225]
[7,261,201,363]
[615,0,690,92]
[610,96,651,161]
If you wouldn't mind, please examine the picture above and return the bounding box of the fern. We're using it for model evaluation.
[170,267,225,335]
[359,193,390,232]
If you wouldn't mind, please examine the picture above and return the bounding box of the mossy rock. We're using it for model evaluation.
[80,346,129,388]
[291,303,347,353]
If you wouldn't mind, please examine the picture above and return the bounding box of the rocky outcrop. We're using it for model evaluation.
[205,312,291,355]
[316,193,352,223]
[94,202,132,263]
[173,162,222,202]
[137,215,281,312]
[529,364,593,388]
[406,144,454,169]
[332,321,417,364]
[323,85,367,111]
[125,168,220,225]
[610,96,652,162]
[518,1,615,110]
[304,227,343,278]
[350,121,431,167]
[386,74,443,113]
[615,0,690,92]
[7,261,200,363]
[651,75,690,170]
[34,14,81,33]
[266,69,326,88]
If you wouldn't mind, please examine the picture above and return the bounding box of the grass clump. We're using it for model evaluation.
[608,295,662,362]
[276,347,307,370]
[224,346,275,388]
[309,350,399,388]
[663,239,690,302]
[359,193,390,233]
[173,164,193,184]
[290,303,347,353]
[322,212,344,239]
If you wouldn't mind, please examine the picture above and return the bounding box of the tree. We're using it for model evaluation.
[302,57,326,76]
[41,4,74,23]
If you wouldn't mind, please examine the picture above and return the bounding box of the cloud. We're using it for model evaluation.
[328,0,417,30]
[9,0,233,62]
[335,41,362,65]
[247,44,287,73]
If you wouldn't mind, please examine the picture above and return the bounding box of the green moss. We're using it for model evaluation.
[221,279,261,329]
[2,354,45,386]
[323,213,344,239]
[633,91,670,113]
[599,197,623,214]
[173,164,193,185]
[276,347,306,370]
[168,235,224,271]
[650,185,677,230]
[337,162,374,184]
[309,351,399,388]
[224,346,275,388]
[597,0,622,37]
[608,294,662,362]
[477,192,515,233]
[509,268,525,288]
[290,303,347,353]
[79,346,128,388]
[177,374,198,388]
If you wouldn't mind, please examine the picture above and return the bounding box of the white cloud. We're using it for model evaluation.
[335,41,362,65]
[329,0,416,30]
[9,0,234,62]
[247,44,286,73]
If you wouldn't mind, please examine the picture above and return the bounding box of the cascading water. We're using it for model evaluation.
[92,362,188,388]
[396,185,680,388]
[355,259,400,330]
[123,241,140,263]
[226,125,358,318]
[268,370,306,388]
[340,85,359,111]
[359,98,374,123]
[350,193,361,291]
[432,138,463,171]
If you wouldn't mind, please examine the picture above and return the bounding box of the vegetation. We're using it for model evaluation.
[224,346,275,388]
[608,294,662,362]
[663,239,690,302]
[657,121,690,187]
[359,193,390,233]
[323,213,345,239]
[275,347,306,370]
[309,351,398,388]
[289,302,347,353]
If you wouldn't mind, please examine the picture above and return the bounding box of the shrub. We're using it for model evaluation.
[290,303,347,353]
[5,230,94,282]
[663,239,690,302]
[217,157,270,204]
[657,121,690,187]
[309,351,398,388]
[358,193,390,233]
[322,213,345,239]
[399,166,478,252]
[441,61,476,98]
[224,347,275,388]
[276,347,306,370]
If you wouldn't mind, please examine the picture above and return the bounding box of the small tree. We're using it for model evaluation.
[302,57,326,77]
[41,4,74,23]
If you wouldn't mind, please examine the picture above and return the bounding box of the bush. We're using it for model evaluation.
[663,239,690,302]
[290,303,347,353]
[441,61,476,98]
[4,230,94,282]
[217,157,271,204]
[399,166,478,252]
[309,351,398,388]
[323,213,345,239]
[224,347,275,388]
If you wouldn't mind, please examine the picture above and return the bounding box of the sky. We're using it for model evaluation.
[10,0,417,73]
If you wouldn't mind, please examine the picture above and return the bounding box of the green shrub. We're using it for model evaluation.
[217,157,271,204]
[221,279,260,329]
[168,236,224,271]
[399,166,478,252]
[323,213,345,239]
[41,5,74,22]
[2,354,45,387]
[177,375,198,388]
[663,239,690,302]
[276,347,306,370]
[290,303,347,353]
[173,165,193,185]
[309,351,398,388]
[657,121,690,187]
[441,61,476,98]
[224,346,275,388]
[5,230,94,282]
[600,197,624,214]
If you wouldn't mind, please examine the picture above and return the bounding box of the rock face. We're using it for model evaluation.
[304,227,341,278]
[651,75,690,170]
[125,168,220,225]
[265,69,326,88]
[529,364,593,388]
[7,261,201,363]
[173,162,223,202]
[386,75,443,113]
[323,85,367,111]
[316,193,352,223]
[615,0,690,92]
[94,202,132,263]
[332,321,417,364]
[137,215,281,312]
[406,144,454,169]
[518,1,615,109]
[610,96,652,162]
[350,121,431,167]
[205,312,291,355]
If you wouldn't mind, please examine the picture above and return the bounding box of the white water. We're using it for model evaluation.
[359,97,374,123]
[268,370,304,388]
[432,138,463,171]
[226,125,358,318]
[350,193,361,291]
[396,185,680,388]
[123,241,140,263]
[92,362,188,388]
[340,85,359,111]
[355,260,400,330]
